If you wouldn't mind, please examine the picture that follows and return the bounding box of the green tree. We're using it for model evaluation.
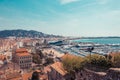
[62,55,85,73]
[112,53,120,67]
[44,58,54,66]
[85,54,113,68]
[36,49,44,59]
[32,54,42,64]
[62,55,85,79]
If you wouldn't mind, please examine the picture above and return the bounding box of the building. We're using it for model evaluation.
[0,71,33,80]
[12,48,32,69]
[5,71,22,80]
[48,62,70,80]
[22,72,32,80]
[17,41,23,48]
[0,54,6,65]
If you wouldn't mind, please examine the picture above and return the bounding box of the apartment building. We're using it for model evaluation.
[48,62,70,80]
[13,48,32,69]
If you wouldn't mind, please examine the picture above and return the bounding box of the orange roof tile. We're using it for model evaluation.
[16,48,28,53]
[22,72,32,80]
[9,77,22,80]
[16,52,31,57]
[50,62,67,76]
[6,72,21,80]
[0,54,6,61]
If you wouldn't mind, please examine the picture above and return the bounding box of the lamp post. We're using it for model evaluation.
[87,47,94,59]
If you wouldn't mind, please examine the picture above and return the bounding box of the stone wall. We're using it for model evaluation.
[75,68,120,80]
[106,68,120,80]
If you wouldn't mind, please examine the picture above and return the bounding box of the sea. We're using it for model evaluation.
[72,38,120,55]
[73,38,120,45]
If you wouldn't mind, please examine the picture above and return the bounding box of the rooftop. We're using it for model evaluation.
[22,72,32,80]
[5,72,21,80]
[16,52,31,57]
[50,62,67,76]
[0,54,6,61]
[16,48,28,53]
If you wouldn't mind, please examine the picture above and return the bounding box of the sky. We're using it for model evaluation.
[0,0,120,37]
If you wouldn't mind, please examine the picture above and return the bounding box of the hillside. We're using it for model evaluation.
[0,29,61,38]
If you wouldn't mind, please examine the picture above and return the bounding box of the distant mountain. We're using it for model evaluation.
[0,29,62,38]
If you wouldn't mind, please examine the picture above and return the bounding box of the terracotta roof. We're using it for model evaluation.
[0,54,6,61]
[6,72,21,80]
[50,62,67,76]
[16,48,28,53]
[22,72,32,80]
[16,52,31,57]
[9,77,22,80]
[0,71,4,75]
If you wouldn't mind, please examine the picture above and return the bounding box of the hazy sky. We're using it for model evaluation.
[0,0,120,37]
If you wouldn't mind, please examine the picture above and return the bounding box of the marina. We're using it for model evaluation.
[49,38,120,57]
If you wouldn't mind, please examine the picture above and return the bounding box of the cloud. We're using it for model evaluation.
[60,0,79,5]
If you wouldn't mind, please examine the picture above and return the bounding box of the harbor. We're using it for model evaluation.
[49,38,120,57]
